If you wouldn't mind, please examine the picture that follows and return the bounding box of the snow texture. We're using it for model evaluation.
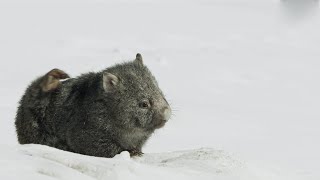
[0,144,297,180]
[0,0,319,179]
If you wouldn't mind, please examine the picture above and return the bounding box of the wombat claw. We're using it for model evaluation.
[129,150,144,157]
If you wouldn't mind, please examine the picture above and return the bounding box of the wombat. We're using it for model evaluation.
[15,54,171,158]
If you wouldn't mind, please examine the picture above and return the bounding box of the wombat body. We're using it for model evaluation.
[15,54,171,157]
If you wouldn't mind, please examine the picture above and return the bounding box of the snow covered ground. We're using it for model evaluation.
[0,0,320,179]
[0,144,298,180]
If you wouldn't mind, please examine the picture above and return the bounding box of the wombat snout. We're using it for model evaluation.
[162,107,172,122]
[152,106,171,129]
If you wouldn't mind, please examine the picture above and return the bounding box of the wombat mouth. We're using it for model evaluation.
[145,119,167,131]
[153,120,167,129]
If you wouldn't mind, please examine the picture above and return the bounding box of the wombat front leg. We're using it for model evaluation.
[40,68,70,92]
[129,149,144,157]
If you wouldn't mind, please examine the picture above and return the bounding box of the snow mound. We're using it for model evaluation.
[135,148,245,175]
[0,144,295,180]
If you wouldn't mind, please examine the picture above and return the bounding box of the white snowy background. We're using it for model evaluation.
[0,0,319,179]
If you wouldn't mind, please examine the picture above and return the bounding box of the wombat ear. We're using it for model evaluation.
[134,53,143,65]
[103,72,119,92]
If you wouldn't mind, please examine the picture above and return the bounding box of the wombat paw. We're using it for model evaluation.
[129,149,144,157]
[41,69,70,92]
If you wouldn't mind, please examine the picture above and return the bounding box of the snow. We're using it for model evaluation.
[0,144,297,180]
[0,0,320,179]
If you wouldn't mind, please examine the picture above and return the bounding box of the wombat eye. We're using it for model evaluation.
[139,100,150,109]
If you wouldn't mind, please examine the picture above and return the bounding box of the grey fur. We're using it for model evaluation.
[15,54,171,158]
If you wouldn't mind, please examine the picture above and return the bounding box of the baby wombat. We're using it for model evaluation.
[15,54,171,158]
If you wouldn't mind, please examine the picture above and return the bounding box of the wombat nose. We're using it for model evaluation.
[162,107,172,121]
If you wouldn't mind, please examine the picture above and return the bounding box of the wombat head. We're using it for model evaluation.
[102,54,171,132]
